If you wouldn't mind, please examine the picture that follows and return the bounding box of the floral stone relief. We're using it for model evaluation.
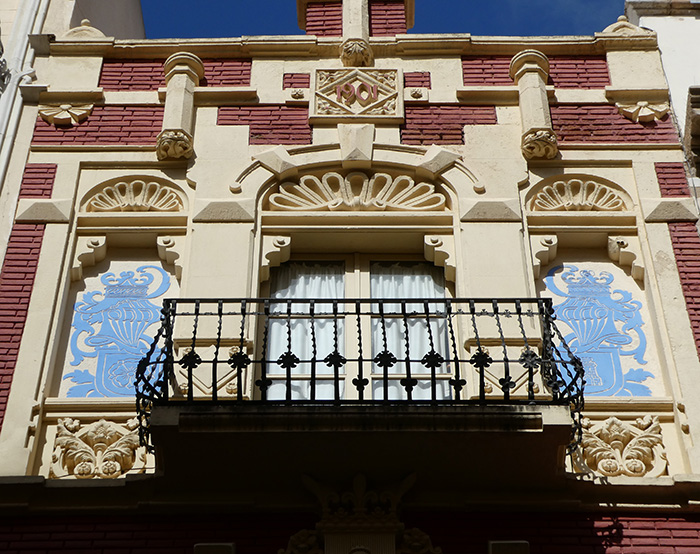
[542,263,659,396]
[50,418,147,479]
[576,416,667,478]
[62,263,174,397]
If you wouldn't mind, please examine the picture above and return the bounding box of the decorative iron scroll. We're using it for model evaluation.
[85,178,184,212]
[529,177,628,212]
[268,171,446,211]
[135,297,584,452]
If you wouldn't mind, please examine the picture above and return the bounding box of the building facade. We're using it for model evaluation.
[1,1,700,552]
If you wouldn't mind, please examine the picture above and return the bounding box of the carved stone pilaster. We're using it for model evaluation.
[157,52,204,161]
[509,50,559,160]
[260,235,291,282]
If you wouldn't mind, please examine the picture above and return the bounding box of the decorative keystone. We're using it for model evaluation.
[341,38,374,67]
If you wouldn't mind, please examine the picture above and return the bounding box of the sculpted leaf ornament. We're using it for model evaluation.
[269,171,446,212]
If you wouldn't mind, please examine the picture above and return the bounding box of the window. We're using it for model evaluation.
[265,256,450,400]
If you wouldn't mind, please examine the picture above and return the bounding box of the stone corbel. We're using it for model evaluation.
[260,236,291,282]
[607,236,644,281]
[71,236,107,281]
[509,50,558,160]
[340,38,373,67]
[424,235,456,282]
[530,235,558,279]
[157,236,184,280]
[157,52,205,161]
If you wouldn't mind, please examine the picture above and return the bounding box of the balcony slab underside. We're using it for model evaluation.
[149,403,574,507]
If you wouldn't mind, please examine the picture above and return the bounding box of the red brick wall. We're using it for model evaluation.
[32,106,164,146]
[1,512,699,553]
[462,56,610,88]
[305,1,343,36]
[401,105,497,145]
[16,164,57,198]
[283,73,311,89]
[551,105,678,143]
[99,59,252,90]
[669,222,700,360]
[0,164,57,431]
[404,72,431,88]
[369,0,407,36]
[656,163,691,197]
[217,105,312,144]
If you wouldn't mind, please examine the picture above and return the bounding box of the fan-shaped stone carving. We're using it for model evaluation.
[268,171,446,212]
[529,177,628,212]
[85,179,184,212]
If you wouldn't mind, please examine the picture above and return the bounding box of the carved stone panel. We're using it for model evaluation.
[311,69,403,123]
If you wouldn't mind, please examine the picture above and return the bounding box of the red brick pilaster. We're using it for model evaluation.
[305,1,342,36]
[656,162,691,197]
[669,222,700,360]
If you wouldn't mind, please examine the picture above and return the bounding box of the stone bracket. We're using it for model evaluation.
[424,235,456,282]
[339,123,374,168]
[530,235,558,279]
[607,236,644,281]
[260,235,291,282]
[71,236,107,281]
[157,236,185,280]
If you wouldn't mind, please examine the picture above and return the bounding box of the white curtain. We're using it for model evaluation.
[267,262,344,400]
[370,262,449,400]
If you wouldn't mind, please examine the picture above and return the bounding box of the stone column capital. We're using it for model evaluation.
[163,52,205,85]
[509,49,550,84]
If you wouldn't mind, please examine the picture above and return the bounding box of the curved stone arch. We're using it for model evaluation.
[525,173,633,213]
[80,175,189,213]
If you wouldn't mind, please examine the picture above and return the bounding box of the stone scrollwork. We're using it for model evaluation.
[617,101,669,123]
[577,416,667,478]
[607,236,644,282]
[521,129,559,160]
[71,236,107,281]
[529,177,628,212]
[49,418,147,479]
[341,38,374,67]
[260,235,291,282]
[269,171,446,212]
[85,178,184,212]
[156,129,194,161]
[39,104,93,126]
[530,235,558,279]
[424,236,456,282]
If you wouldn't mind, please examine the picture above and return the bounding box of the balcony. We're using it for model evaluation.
[135,298,584,506]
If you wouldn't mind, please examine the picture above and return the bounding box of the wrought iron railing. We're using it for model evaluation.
[135,298,584,451]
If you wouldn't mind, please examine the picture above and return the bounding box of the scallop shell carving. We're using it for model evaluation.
[86,179,183,212]
[268,171,446,212]
[530,178,627,212]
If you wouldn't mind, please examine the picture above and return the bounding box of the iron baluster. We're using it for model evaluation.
[400,301,416,400]
[468,299,490,403]
[446,300,465,401]
[211,300,223,401]
[352,300,368,400]
[256,300,272,400]
[309,300,317,401]
[373,301,397,403]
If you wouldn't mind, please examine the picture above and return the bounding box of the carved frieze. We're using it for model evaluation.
[528,177,628,212]
[85,178,184,212]
[577,416,667,478]
[268,171,446,212]
[39,104,93,126]
[312,68,402,122]
[50,418,147,479]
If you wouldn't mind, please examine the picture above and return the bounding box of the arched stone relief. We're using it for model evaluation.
[81,176,186,213]
[526,174,631,212]
[267,171,447,212]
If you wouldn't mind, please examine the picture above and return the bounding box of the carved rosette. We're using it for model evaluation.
[50,418,148,479]
[521,129,558,160]
[341,38,374,67]
[156,129,194,160]
[268,171,445,212]
[576,416,668,478]
[39,104,93,126]
[617,101,669,123]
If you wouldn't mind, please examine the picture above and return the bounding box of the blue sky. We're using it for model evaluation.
[141,0,626,39]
